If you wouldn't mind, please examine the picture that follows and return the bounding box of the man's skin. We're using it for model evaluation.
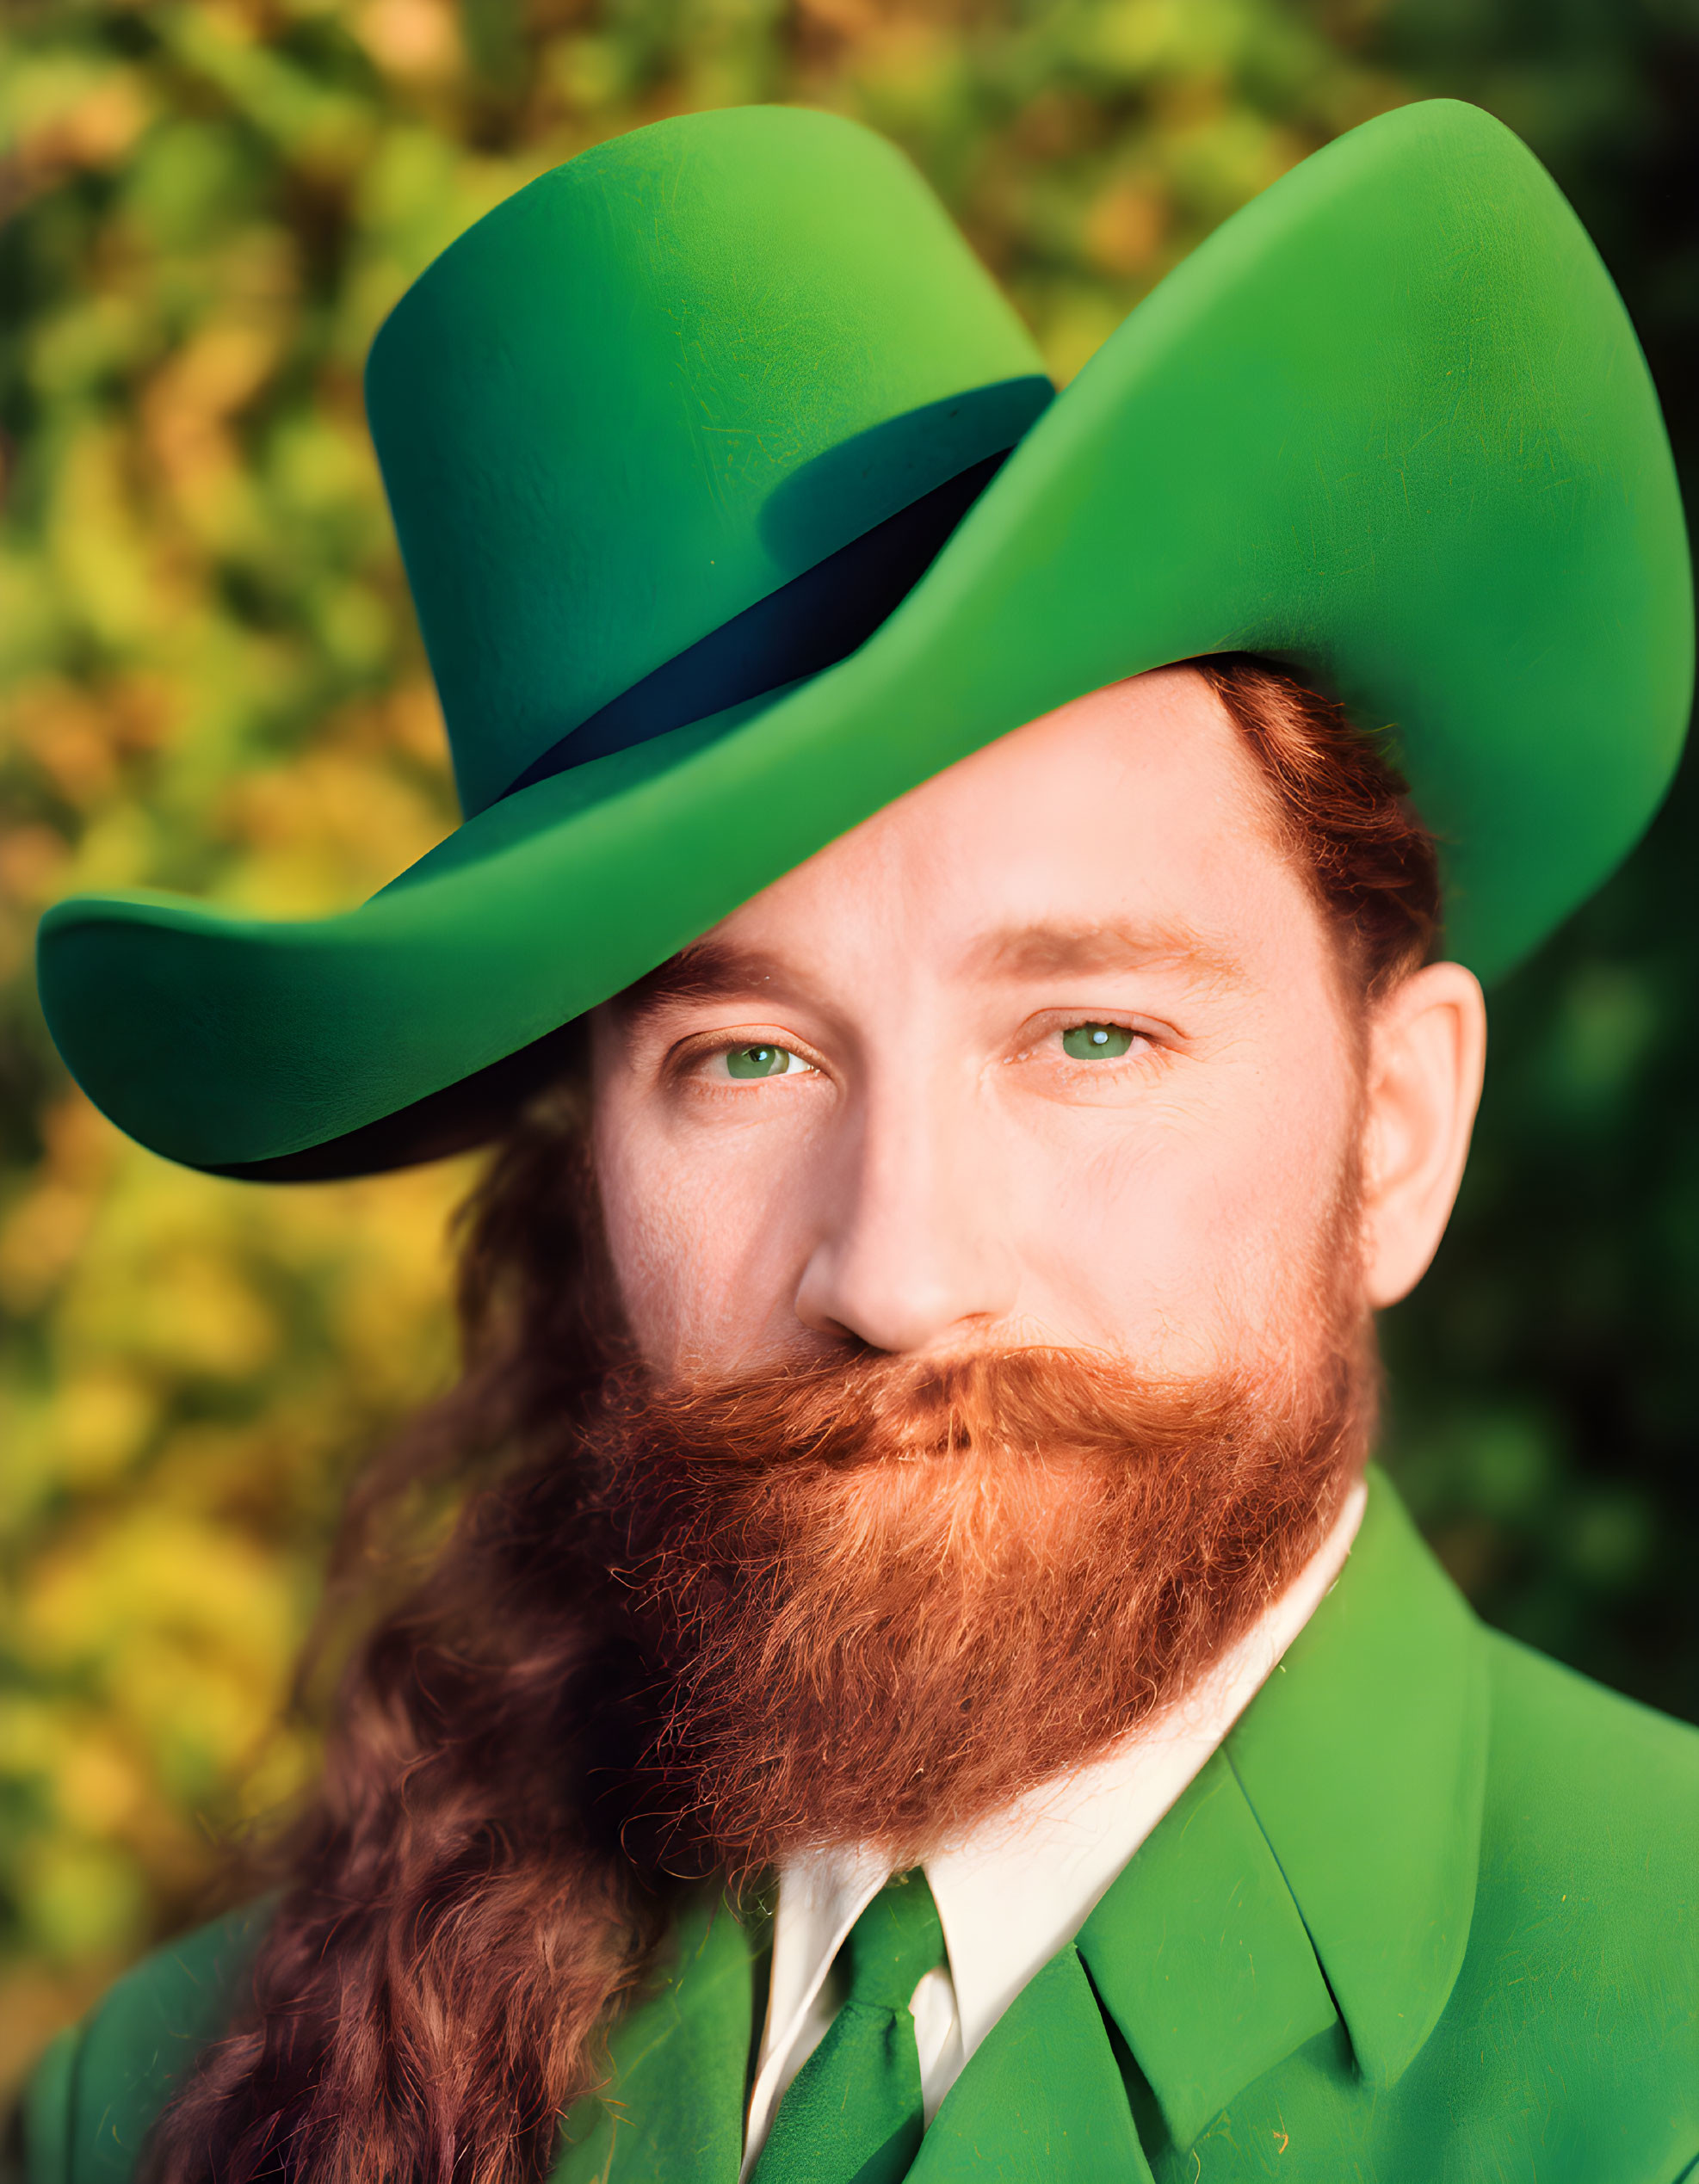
[592,664,1486,1384]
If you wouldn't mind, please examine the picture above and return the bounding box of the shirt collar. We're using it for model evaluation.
[1076,1466,1489,2150]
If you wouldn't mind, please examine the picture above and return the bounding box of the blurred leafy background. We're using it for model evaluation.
[1,0,1695,2091]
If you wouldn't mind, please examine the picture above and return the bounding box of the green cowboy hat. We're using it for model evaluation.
[35,98,1692,1181]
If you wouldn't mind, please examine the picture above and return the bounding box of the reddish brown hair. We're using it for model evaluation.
[1196,653,1441,1000]
[143,657,1438,2184]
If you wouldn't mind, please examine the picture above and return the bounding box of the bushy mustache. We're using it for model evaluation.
[582,1336,1375,1872]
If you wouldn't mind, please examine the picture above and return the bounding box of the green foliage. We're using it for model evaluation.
[0,0,1692,2090]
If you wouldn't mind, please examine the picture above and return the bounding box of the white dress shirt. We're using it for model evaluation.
[739,1478,1366,2176]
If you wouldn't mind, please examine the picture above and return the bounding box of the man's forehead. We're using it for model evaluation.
[615,913,1249,1023]
[610,676,1290,1023]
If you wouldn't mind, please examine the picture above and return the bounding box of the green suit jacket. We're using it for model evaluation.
[23,1473,1699,2182]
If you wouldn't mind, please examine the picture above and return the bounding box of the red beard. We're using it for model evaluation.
[594,1323,1375,1875]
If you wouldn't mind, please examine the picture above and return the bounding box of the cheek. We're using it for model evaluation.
[1001,1042,1357,1368]
[591,1094,826,1370]
[590,1114,684,1360]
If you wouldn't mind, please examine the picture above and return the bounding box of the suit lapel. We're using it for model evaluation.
[1225,1467,1488,2088]
[1072,1468,1489,2156]
[553,1890,758,2184]
[1074,1746,1337,2151]
[908,1945,1155,2183]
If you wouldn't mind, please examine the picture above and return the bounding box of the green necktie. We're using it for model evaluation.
[752,1870,948,2184]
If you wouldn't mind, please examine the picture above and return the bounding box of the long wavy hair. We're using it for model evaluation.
[143,657,1439,2184]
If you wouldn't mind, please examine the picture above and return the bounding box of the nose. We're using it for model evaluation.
[792,1068,1018,1355]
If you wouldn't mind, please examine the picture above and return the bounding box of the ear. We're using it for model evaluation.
[1359,959,1487,1309]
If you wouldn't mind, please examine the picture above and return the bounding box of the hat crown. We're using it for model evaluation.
[366,107,1051,817]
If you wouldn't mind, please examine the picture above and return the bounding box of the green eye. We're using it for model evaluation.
[1062,1022,1134,1060]
[725,1043,796,1078]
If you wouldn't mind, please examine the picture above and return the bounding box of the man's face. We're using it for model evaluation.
[591,667,1371,1380]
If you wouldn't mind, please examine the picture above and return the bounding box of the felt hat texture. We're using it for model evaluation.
[35,98,1693,1179]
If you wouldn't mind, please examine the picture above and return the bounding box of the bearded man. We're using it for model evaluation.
[22,95,1699,2184]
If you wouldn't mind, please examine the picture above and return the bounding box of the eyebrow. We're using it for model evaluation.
[613,939,797,1028]
[967,918,1248,990]
[616,916,1245,1032]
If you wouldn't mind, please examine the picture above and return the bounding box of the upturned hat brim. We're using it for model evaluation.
[37,99,1693,1178]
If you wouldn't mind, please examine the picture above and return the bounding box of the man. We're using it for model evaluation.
[22,96,1698,2184]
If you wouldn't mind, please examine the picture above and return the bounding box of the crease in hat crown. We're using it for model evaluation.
[366,104,1053,820]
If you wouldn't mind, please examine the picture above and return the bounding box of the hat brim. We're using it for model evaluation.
[37,99,1693,1177]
